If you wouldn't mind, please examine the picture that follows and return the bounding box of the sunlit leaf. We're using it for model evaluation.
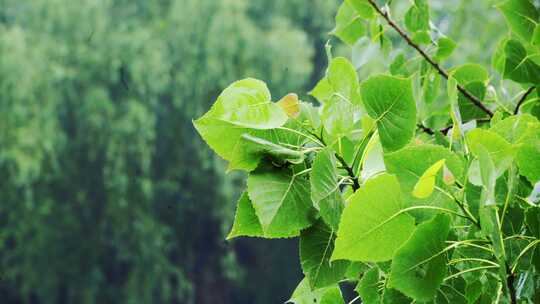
[331,174,415,262]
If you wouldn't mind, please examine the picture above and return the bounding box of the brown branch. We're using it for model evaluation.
[366,0,493,117]
[417,123,435,135]
[418,118,491,136]
[514,86,535,115]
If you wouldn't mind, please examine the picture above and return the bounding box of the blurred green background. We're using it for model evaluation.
[0,0,508,303]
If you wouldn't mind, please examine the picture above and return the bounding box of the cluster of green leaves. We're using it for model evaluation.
[195,0,540,303]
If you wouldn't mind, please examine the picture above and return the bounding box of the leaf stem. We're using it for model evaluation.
[513,86,535,115]
[313,132,361,191]
[366,0,493,117]
[335,153,360,191]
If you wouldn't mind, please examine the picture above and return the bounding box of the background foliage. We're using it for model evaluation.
[0,0,338,303]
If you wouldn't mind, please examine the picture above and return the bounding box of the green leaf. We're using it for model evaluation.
[435,37,457,61]
[404,0,430,33]
[477,145,497,206]
[517,144,540,183]
[466,128,515,178]
[247,163,317,237]
[193,116,250,165]
[502,39,540,84]
[288,278,344,304]
[492,115,540,183]
[491,115,540,182]
[390,53,409,76]
[228,134,305,171]
[355,268,380,304]
[331,174,416,262]
[388,214,451,302]
[384,144,464,192]
[404,0,431,45]
[194,79,290,171]
[465,280,483,304]
[310,77,333,104]
[328,57,361,105]
[227,192,263,239]
[496,0,539,41]
[450,64,490,121]
[422,68,441,104]
[321,96,357,139]
[310,148,345,231]
[412,30,431,45]
[360,75,417,152]
[208,78,287,129]
[490,113,540,144]
[533,24,540,45]
[300,220,350,289]
[346,0,375,20]
[412,159,446,199]
[384,144,464,221]
[332,1,366,46]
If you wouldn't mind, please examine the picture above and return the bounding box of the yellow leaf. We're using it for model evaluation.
[277,93,300,117]
[412,159,446,199]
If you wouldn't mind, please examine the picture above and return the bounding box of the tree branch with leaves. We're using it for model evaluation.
[194,0,540,303]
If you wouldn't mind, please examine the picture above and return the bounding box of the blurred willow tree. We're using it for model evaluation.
[0,0,338,303]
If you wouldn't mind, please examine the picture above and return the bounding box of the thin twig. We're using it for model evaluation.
[366,0,493,117]
[417,123,435,135]
[514,86,535,115]
[335,153,360,191]
[313,132,360,191]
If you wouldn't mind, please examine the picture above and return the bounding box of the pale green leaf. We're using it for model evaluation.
[310,77,333,104]
[466,128,515,178]
[517,144,540,183]
[360,75,416,152]
[332,2,365,46]
[331,174,415,262]
[194,79,291,171]
[321,96,357,140]
[300,220,350,289]
[346,0,375,20]
[210,78,287,129]
[388,214,451,302]
[193,116,250,164]
[477,145,497,205]
[247,163,317,237]
[327,57,361,105]
[490,113,540,144]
